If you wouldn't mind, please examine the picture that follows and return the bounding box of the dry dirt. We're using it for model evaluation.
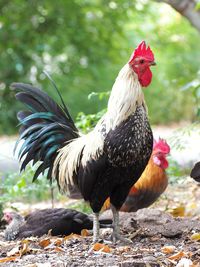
[0,179,200,267]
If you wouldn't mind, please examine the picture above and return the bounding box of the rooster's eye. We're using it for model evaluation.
[140,59,144,64]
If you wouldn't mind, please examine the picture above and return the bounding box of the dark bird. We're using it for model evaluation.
[2,209,112,241]
[12,41,155,242]
[190,161,200,182]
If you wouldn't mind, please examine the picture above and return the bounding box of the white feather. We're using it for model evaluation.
[53,128,104,192]
[105,64,145,131]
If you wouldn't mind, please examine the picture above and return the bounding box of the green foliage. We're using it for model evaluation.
[1,0,200,134]
[0,0,129,134]
[66,200,92,214]
[0,166,59,205]
[196,2,200,11]
[166,122,200,184]
[127,1,200,124]
[0,166,91,213]
[76,90,108,132]
[168,123,200,152]
[76,109,106,133]
[0,203,3,220]
[167,158,191,184]
[180,74,200,119]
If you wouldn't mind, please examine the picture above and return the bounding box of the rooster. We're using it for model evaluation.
[12,41,156,242]
[190,161,200,182]
[3,209,112,241]
[103,139,170,212]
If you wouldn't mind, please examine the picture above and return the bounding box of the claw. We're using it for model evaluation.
[110,204,132,244]
[112,232,133,244]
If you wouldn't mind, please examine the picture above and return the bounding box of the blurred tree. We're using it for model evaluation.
[0,0,132,134]
[0,0,200,134]
[155,0,200,33]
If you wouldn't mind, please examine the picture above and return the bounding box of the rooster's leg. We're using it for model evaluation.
[111,204,132,244]
[93,212,100,242]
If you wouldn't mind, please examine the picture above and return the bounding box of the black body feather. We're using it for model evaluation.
[190,161,200,182]
[75,106,153,213]
[5,209,112,240]
[12,83,79,184]
[18,209,112,238]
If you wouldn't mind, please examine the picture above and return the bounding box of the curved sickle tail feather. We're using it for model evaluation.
[11,82,80,185]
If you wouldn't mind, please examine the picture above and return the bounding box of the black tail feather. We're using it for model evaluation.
[12,82,80,183]
[43,70,74,124]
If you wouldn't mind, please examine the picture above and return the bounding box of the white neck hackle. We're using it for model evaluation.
[105,64,145,131]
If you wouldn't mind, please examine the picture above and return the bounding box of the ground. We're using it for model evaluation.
[0,125,200,266]
[0,178,200,267]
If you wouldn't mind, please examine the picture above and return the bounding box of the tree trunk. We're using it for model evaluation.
[155,0,200,33]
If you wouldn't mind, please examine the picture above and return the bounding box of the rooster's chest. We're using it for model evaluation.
[104,106,153,167]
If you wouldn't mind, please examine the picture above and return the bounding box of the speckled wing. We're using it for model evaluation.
[104,106,153,168]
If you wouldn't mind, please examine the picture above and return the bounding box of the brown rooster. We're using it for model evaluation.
[103,138,170,212]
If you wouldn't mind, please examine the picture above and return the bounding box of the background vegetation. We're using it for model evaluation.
[0,0,200,135]
[0,1,199,211]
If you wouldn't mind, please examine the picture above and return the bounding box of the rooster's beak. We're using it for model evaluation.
[149,61,156,66]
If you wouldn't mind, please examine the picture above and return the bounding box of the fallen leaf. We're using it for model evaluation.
[0,256,17,263]
[100,245,111,253]
[168,251,187,261]
[19,240,30,257]
[81,229,89,237]
[64,233,81,240]
[39,238,51,248]
[170,205,185,217]
[191,232,200,241]
[92,242,103,251]
[7,246,20,257]
[54,247,65,252]
[23,236,38,242]
[161,245,176,254]
[54,238,63,246]
[188,202,197,210]
[117,246,131,253]
[92,243,111,253]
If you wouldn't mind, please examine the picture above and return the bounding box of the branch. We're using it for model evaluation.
[155,0,200,33]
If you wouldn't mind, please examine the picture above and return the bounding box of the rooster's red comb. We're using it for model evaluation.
[129,41,154,63]
[153,138,170,154]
